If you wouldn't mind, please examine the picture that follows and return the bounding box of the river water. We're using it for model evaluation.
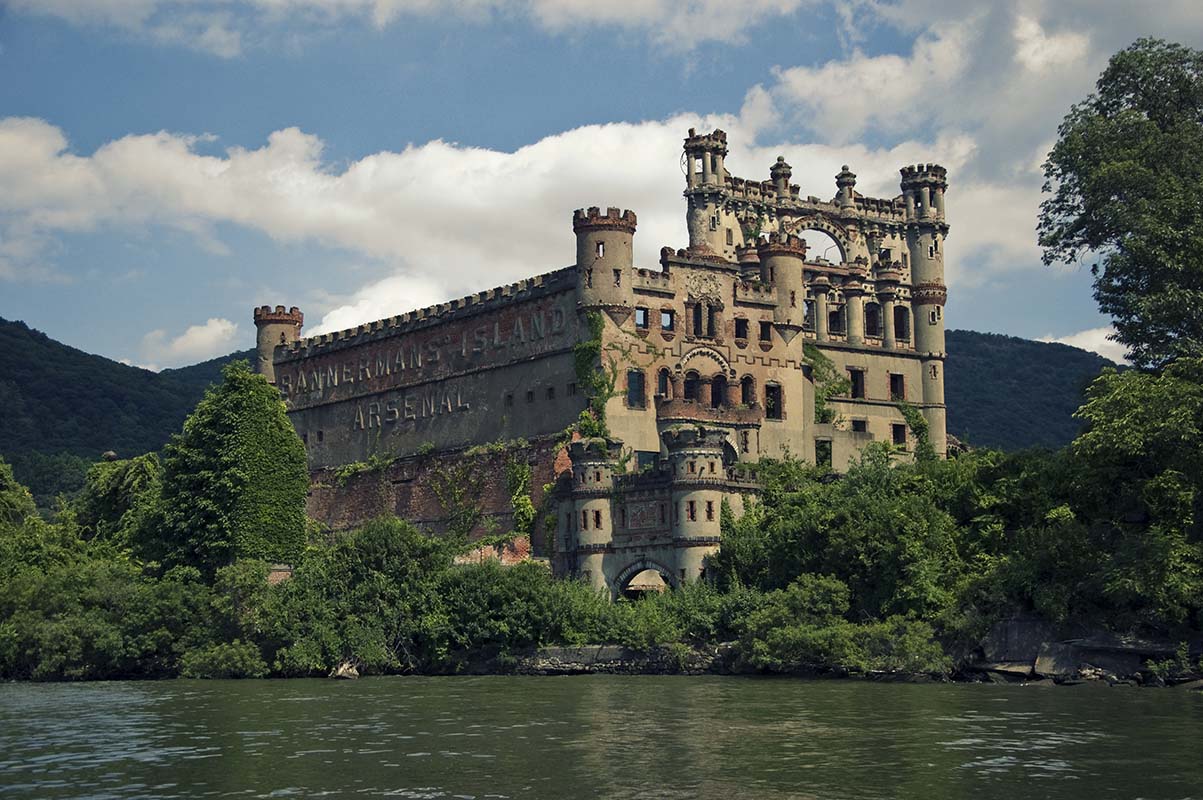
[1,676,1200,799]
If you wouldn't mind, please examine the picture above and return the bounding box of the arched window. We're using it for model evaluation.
[829,304,846,335]
[657,368,671,398]
[894,305,911,342]
[740,375,755,405]
[683,370,700,401]
[711,375,728,409]
[799,229,845,264]
[691,303,704,336]
[865,302,883,338]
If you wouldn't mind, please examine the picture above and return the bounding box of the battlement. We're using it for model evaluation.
[684,127,728,152]
[633,267,673,293]
[900,163,948,187]
[735,279,776,305]
[661,424,729,452]
[573,206,637,233]
[756,232,809,258]
[254,305,303,326]
[277,267,573,361]
[568,436,623,464]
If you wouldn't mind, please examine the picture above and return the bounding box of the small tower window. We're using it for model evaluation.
[526,390,535,403]
[581,510,588,530]
[889,373,906,401]
[657,368,670,398]
[765,384,783,420]
[585,269,593,288]
[759,321,772,342]
[613,269,621,287]
[594,509,603,529]
[691,303,704,336]
[705,501,715,521]
[734,318,749,339]
[546,386,556,400]
[741,375,755,405]
[725,228,733,246]
[596,241,605,258]
[687,501,697,521]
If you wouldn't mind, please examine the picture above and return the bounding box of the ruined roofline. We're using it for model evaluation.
[720,169,908,222]
[276,266,576,363]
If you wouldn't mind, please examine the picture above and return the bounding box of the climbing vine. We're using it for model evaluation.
[896,400,936,464]
[803,343,851,424]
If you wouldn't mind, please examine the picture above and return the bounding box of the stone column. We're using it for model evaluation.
[699,377,713,407]
[670,372,684,401]
[845,286,865,346]
[725,378,739,407]
[881,295,897,349]
[702,152,713,185]
[813,276,830,342]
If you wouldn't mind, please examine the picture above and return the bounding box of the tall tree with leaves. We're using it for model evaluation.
[1039,39,1203,368]
[158,361,308,575]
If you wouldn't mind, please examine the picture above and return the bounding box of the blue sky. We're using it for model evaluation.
[3,0,1201,368]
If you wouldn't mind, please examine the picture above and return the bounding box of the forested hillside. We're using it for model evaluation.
[945,330,1118,450]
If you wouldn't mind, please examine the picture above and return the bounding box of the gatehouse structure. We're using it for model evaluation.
[254,128,950,597]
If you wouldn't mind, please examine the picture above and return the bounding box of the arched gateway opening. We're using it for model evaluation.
[615,560,678,601]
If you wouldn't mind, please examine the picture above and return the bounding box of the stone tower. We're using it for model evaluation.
[683,127,729,255]
[253,305,303,384]
[663,425,728,583]
[901,164,949,456]
[567,437,622,591]
[573,206,637,316]
[757,232,808,334]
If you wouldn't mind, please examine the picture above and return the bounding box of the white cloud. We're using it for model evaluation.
[1040,326,1128,364]
[8,0,812,55]
[1013,14,1089,72]
[140,317,240,367]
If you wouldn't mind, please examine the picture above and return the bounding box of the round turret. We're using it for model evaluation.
[573,206,637,310]
[770,156,792,200]
[253,305,303,384]
[662,426,728,561]
[756,232,808,328]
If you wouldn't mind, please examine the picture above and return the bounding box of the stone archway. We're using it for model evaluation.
[614,558,678,600]
[783,217,850,264]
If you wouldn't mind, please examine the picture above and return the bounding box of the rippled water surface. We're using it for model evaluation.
[1,676,1201,799]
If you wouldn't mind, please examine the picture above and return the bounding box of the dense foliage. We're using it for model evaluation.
[155,361,309,573]
[2,361,1199,682]
[1039,39,1203,368]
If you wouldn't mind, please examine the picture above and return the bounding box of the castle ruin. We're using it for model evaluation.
[254,128,950,597]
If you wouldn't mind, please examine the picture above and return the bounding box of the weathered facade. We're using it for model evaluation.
[254,128,950,597]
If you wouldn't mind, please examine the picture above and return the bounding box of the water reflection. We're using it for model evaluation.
[0,677,1201,799]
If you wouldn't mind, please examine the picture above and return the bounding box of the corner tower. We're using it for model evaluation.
[574,206,637,315]
[901,164,949,456]
[253,305,303,385]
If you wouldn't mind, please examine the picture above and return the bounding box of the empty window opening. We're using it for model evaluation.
[635,307,649,329]
[803,300,816,330]
[657,368,671,398]
[687,501,697,521]
[734,318,749,339]
[691,303,704,336]
[759,321,772,342]
[659,504,666,524]
[711,375,727,409]
[581,510,589,530]
[505,392,515,407]
[829,305,845,334]
[626,369,646,408]
[849,370,866,399]
[594,470,601,482]
[526,390,535,403]
[619,507,626,528]
[816,439,833,469]
[852,419,868,433]
[613,269,622,287]
[567,382,577,396]
[765,384,783,420]
[740,430,750,453]
[688,460,696,473]
[894,306,911,342]
[726,228,734,246]
[585,269,593,288]
[892,424,908,446]
[706,307,717,337]
[661,309,675,331]
[593,509,603,529]
[865,303,883,338]
[546,386,556,401]
[706,501,715,521]
[790,290,797,308]
[741,375,756,405]
[709,461,716,474]
[889,373,905,401]
[684,370,700,401]
[317,430,324,443]
[596,241,605,258]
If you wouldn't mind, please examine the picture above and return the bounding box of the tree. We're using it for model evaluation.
[158,361,308,575]
[0,456,36,528]
[1038,39,1203,368]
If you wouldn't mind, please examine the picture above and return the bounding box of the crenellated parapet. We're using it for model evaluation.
[254,305,304,326]
[573,206,638,234]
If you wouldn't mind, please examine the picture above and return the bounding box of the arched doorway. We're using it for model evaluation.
[615,560,678,601]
